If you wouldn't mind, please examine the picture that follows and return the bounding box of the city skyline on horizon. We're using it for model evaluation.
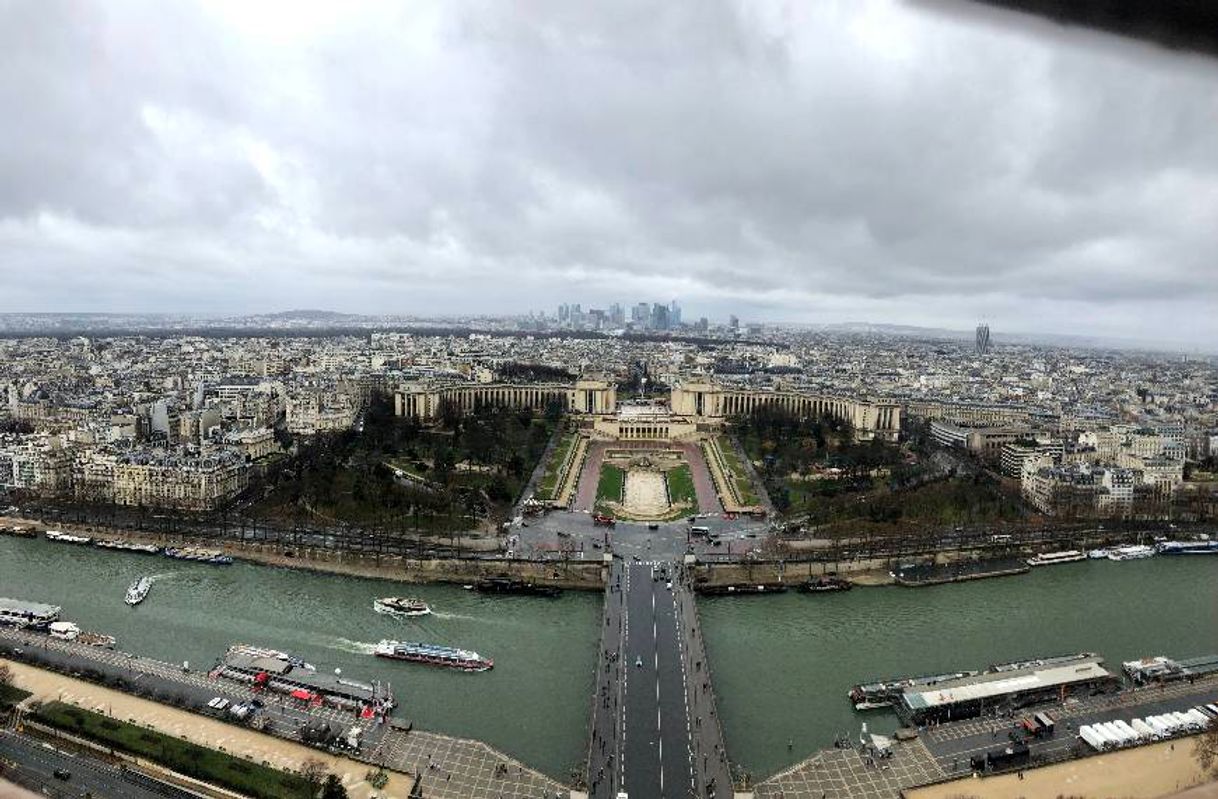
[2,1,1216,347]
[2,306,1216,356]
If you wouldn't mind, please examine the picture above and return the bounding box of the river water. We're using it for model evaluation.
[0,536,600,781]
[701,556,1218,780]
[4,536,1217,783]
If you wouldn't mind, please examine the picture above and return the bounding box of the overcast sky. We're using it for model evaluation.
[2,1,1216,344]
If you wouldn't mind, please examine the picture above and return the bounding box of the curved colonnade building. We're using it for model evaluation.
[394,376,901,443]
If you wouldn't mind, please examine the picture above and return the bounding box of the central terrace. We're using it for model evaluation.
[395,374,902,521]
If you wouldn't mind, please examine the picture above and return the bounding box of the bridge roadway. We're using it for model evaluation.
[588,559,731,798]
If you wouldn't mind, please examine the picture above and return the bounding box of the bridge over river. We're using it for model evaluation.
[588,559,731,798]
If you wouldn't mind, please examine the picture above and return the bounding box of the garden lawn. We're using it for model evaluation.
[594,464,625,516]
[666,465,697,506]
[34,702,314,799]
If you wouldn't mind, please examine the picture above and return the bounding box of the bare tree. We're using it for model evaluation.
[1196,726,1218,779]
[301,756,329,788]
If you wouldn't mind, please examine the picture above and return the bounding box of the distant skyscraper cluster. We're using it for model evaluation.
[976,323,992,355]
[554,299,694,332]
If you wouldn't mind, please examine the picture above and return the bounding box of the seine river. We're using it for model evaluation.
[0,536,600,781]
[3,537,1217,781]
[702,555,1218,779]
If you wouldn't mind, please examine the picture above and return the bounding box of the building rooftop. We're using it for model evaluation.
[902,657,1110,710]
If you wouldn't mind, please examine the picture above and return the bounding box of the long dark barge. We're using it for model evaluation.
[798,576,852,593]
[892,557,1029,587]
[473,577,561,597]
[697,583,789,596]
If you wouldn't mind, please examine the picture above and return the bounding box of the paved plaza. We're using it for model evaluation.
[370,727,567,799]
[571,440,723,516]
[754,740,945,799]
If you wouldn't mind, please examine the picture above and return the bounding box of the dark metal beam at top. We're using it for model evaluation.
[961,0,1218,58]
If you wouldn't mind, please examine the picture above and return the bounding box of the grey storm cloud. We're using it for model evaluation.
[1,0,1216,344]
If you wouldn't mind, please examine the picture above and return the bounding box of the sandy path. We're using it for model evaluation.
[906,738,1214,799]
[2,659,412,798]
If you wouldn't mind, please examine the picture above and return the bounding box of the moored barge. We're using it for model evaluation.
[474,577,561,598]
[849,669,978,710]
[1157,540,1218,555]
[164,546,233,565]
[217,643,394,715]
[0,597,61,630]
[697,583,788,596]
[1026,549,1085,567]
[798,576,852,593]
[45,530,92,545]
[96,539,162,554]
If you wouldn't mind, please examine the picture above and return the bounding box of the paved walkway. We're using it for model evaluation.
[754,740,945,799]
[573,441,610,512]
[677,442,724,515]
[370,728,567,799]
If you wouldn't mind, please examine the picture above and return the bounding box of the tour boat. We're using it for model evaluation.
[45,530,92,545]
[1026,550,1085,567]
[0,597,61,629]
[1107,544,1155,561]
[373,597,432,616]
[849,670,978,710]
[125,576,152,606]
[1157,540,1218,555]
[95,539,162,554]
[1087,549,1109,559]
[164,547,233,565]
[374,640,493,672]
[227,643,316,671]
